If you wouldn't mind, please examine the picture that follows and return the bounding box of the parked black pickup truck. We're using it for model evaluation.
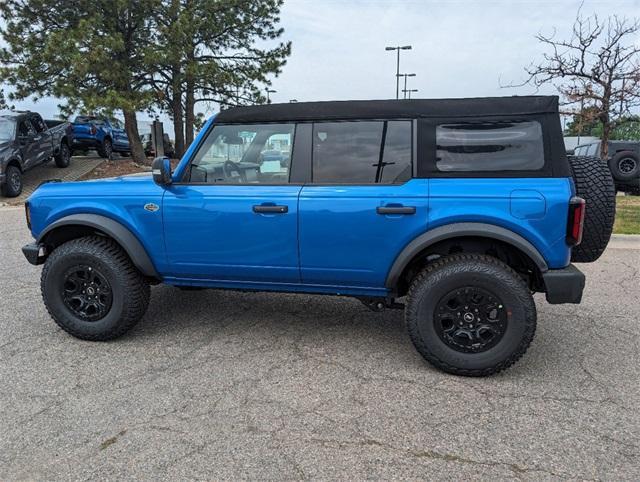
[574,140,640,195]
[0,111,73,197]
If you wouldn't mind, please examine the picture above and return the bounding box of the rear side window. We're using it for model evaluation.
[435,120,544,172]
[312,120,412,183]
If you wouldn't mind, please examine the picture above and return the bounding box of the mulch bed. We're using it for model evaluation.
[78,160,150,180]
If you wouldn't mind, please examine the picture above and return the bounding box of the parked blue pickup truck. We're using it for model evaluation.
[71,116,130,158]
[22,96,616,376]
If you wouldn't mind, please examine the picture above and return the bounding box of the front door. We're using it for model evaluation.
[163,122,301,284]
[110,119,129,150]
[298,120,429,289]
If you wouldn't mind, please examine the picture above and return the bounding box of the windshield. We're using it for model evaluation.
[0,118,16,142]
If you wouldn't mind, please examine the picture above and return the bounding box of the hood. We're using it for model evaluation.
[27,171,162,202]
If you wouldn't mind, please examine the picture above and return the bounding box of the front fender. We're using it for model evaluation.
[38,213,159,278]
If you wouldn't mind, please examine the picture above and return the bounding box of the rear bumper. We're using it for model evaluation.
[542,264,585,304]
[72,138,100,148]
[22,242,46,265]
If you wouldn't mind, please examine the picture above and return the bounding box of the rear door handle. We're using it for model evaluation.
[376,205,416,215]
[253,204,288,214]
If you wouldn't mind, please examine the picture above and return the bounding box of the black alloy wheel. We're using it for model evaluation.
[61,264,113,321]
[434,287,507,354]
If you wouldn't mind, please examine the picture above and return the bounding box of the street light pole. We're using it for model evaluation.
[401,73,416,99]
[265,88,276,104]
[385,45,412,99]
[402,88,418,99]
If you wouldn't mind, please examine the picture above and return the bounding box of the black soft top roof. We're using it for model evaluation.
[215,95,559,123]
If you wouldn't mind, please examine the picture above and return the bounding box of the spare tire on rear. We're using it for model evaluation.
[567,155,616,263]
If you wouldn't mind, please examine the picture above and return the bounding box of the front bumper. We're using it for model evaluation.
[22,242,46,266]
[542,264,585,304]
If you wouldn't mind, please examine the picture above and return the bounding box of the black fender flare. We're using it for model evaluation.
[385,222,549,289]
[38,213,159,278]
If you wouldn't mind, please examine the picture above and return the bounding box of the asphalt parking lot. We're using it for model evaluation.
[0,206,638,480]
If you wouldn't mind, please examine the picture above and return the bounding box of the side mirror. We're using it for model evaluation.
[152,156,172,186]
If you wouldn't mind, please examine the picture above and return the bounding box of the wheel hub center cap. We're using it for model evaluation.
[86,286,95,296]
[463,312,475,323]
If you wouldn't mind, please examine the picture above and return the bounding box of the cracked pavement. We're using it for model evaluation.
[0,206,639,480]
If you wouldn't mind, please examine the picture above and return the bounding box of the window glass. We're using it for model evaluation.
[312,120,412,183]
[18,120,36,137]
[30,116,47,132]
[587,143,599,156]
[436,120,544,172]
[0,118,16,142]
[187,123,294,184]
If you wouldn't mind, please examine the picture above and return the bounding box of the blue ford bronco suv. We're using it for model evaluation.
[22,96,616,376]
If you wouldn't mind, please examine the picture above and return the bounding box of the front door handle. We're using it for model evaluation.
[376,205,416,215]
[253,204,288,214]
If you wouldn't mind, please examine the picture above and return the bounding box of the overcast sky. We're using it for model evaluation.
[5,0,640,126]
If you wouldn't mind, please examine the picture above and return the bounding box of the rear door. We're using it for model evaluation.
[17,119,42,170]
[29,114,54,162]
[162,122,301,284]
[298,120,429,290]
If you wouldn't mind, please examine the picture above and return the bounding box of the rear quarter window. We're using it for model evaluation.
[435,120,544,172]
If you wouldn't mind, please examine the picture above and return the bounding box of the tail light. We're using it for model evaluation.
[90,124,97,135]
[566,196,586,245]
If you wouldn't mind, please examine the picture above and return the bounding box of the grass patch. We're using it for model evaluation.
[614,195,640,234]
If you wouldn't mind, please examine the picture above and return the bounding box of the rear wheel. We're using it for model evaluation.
[97,138,113,159]
[567,155,616,263]
[54,142,71,168]
[1,165,22,197]
[405,254,536,377]
[41,236,150,341]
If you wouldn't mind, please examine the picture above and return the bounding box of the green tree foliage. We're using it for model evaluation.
[0,0,160,161]
[0,0,290,159]
[565,109,640,141]
[150,0,290,156]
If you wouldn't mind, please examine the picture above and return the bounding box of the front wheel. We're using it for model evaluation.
[405,254,536,377]
[41,236,150,341]
[1,165,23,197]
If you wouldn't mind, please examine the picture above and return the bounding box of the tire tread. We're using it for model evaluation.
[405,253,536,377]
[41,236,150,341]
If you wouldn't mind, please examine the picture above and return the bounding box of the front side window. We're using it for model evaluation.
[436,120,544,172]
[187,123,294,184]
[312,120,412,183]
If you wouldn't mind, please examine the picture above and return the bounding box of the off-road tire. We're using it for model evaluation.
[405,254,537,377]
[609,151,639,182]
[54,142,71,168]
[1,165,22,197]
[567,155,615,263]
[97,138,113,159]
[41,236,150,341]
